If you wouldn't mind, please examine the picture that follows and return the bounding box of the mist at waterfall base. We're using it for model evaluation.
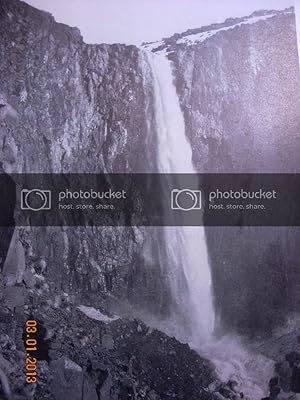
[142,51,274,399]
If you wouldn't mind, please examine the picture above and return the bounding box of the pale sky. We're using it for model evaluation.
[25,0,294,45]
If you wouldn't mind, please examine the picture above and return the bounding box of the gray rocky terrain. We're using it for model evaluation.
[0,0,299,399]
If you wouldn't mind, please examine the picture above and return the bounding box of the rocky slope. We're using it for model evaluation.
[0,305,217,400]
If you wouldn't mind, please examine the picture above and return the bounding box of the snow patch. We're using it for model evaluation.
[176,13,279,46]
[143,40,165,52]
[143,10,293,52]
[77,305,119,323]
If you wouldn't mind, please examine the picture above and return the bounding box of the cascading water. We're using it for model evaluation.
[146,51,215,345]
[143,50,275,400]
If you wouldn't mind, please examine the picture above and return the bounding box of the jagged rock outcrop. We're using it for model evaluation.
[0,0,158,174]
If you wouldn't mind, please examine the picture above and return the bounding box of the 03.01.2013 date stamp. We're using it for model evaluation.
[24,319,38,384]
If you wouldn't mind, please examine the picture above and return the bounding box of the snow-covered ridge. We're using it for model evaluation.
[142,8,293,52]
[176,13,278,46]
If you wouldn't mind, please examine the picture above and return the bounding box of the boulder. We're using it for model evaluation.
[50,357,83,400]
[3,231,25,287]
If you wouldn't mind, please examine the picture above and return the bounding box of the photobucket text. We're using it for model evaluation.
[58,188,127,201]
[209,188,277,202]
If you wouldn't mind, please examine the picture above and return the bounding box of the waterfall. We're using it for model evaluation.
[145,51,215,344]
[143,51,274,400]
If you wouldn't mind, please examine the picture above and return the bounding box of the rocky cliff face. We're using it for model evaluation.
[0,1,182,398]
[148,8,300,172]
[0,0,167,321]
[0,0,157,173]
[149,7,300,334]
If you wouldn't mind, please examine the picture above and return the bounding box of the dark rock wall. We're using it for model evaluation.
[171,11,300,173]
[0,0,156,173]
[0,0,164,320]
[168,9,300,334]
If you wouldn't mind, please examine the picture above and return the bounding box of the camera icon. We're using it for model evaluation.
[171,189,201,211]
[21,189,51,211]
